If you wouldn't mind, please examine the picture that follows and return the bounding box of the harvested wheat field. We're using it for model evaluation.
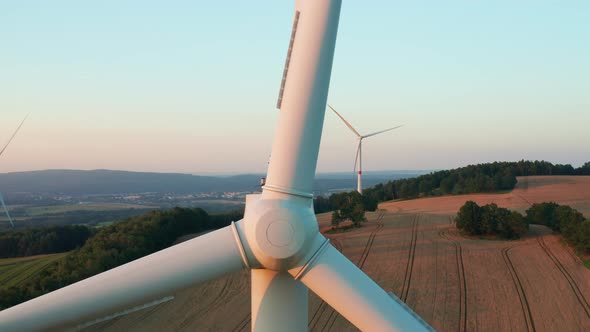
[83,176,590,332]
[381,176,590,215]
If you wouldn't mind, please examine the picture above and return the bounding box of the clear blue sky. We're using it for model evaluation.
[1,1,588,174]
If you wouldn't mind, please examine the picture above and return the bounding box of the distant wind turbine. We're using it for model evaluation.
[329,105,402,194]
[0,114,28,228]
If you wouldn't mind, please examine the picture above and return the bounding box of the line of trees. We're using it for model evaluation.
[0,225,96,258]
[455,201,528,239]
[362,160,589,203]
[455,200,590,249]
[0,207,243,310]
[314,160,590,217]
[526,202,590,252]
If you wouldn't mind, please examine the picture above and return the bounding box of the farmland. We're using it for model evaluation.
[72,176,590,331]
[0,253,68,290]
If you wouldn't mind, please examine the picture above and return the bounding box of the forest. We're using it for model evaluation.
[0,225,95,258]
[455,200,590,251]
[314,160,590,216]
[526,202,590,252]
[455,201,528,239]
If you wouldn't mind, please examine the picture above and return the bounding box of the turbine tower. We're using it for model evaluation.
[329,105,402,194]
[0,1,431,331]
[0,115,28,228]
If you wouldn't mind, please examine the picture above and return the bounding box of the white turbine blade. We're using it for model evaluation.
[293,244,432,332]
[0,114,28,158]
[353,140,360,177]
[0,192,15,228]
[264,0,342,194]
[0,223,248,331]
[362,124,403,139]
[328,105,361,138]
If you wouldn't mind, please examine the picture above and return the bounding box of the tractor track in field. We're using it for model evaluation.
[205,277,233,314]
[438,226,467,332]
[513,192,533,207]
[501,246,536,332]
[401,214,420,303]
[312,211,385,332]
[233,313,251,332]
[515,190,590,323]
[331,238,344,253]
[537,233,590,319]
[178,278,233,330]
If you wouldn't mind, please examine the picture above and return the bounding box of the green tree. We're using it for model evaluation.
[330,192,367,228]
[576,161,590,175]
[575,221,590,252]
[500,211,528,239]
[456,201,528,239]
[526,202,559,230]
[555,205,586,242]
[362,193,378,212]
[480,203,500,234]
[440,177,454,194]
[456,201,482,235]
[331,211,344,228]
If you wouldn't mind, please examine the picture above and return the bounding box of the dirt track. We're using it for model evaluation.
[85,176,590,331]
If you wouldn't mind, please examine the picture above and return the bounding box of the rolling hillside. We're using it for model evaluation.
[65,176,590,331]
[0,169,425,195]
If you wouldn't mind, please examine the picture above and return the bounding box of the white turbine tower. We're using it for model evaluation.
[0,1,431,331]
[0,115,28,228]
[329,105,402,194]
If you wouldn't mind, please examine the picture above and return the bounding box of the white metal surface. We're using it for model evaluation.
[0,114,28,157]
[0,225,246,331]
[328,104,361,138]
[292,243,432,332]
[264,0,341,197]
[362,125,404,139]
[240,193,319,271]
[251,269,307,332]
[358,139,363,193]
[77,296,175,329]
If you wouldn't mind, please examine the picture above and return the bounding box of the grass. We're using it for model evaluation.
[96,220,116,227]
[0,253,69,289]
[557,238,590,270]
[26,203,155,216]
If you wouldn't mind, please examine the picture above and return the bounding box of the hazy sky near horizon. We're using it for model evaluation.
[2,1,588,174]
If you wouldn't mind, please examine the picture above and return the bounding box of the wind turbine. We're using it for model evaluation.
[0,1,431,331]
[329,105,402,194]
[0,115,28,228]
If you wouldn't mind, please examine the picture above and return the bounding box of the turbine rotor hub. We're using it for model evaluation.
[241,194,319,271]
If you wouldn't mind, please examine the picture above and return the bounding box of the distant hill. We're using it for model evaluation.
[0,169,426,196]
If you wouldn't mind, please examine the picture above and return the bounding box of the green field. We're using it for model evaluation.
[0,253,69,289]
[25,203,156,216]
[0,202,157,230]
